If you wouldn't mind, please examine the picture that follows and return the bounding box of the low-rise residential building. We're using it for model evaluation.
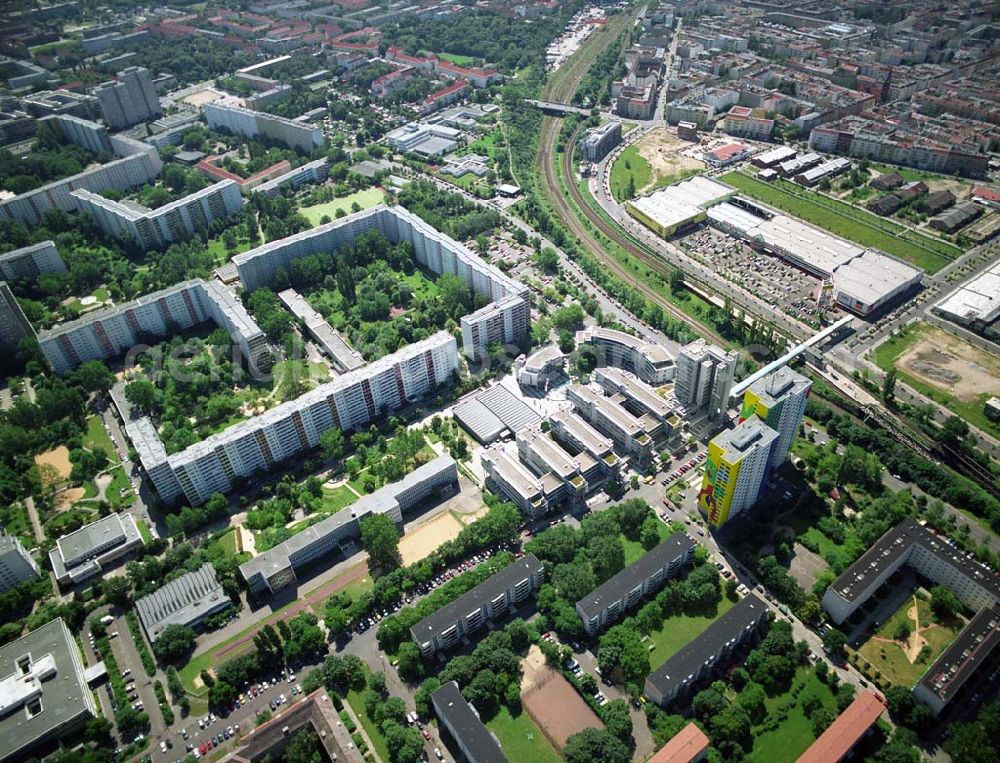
[241,456,457,595]
[278,288,364,373]
[481,446,553,518]
[548,409,621,477]
[644,594,769,707]
[568,384,656,467]
[135,562,230,643]
[912,604,1000,716]
[0,534,40,593]
[431,681,508,763]
[647,722,710,763]
[516,428,595,510]
[48,513,145,586]
[0,618,98,763]
[821,518,1000,626]
[410,554,544,657]
[575,326,675,385]
[797,692,886,763]
[576,532,694,635]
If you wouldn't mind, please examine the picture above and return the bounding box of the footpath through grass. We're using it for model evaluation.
[487,705,562,763]
[720,171,958,273]
[346,687,392,762]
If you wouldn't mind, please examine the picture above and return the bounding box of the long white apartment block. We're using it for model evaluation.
[203,101,323,153]
[516,427,595,509]
[593,366,681,439]
[233,204,530,359]
[575,326,675,385]
[38,278,268,375]
[72,179,244,249]
[252,157,329,197]
[0,240,66,281]
[133,331,458,506]
[0,116,161,226]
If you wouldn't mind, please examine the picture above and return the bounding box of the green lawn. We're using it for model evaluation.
[872,322,1000,439]
[0,503,33,545]
[720,171,958,272]
[871,164,966,185]
[434,51,476,66]
[856,594,961,687]
[487,705,562,763]
[347,687,391,762]
[83,415,117,456]
[609,145,652,201]
[301,189,386,226]
[748,668,838,762]
[321,484,358,513]
[136,518,153,544]
[647,596,736,669]
[212,529,239,556]
[621,523,672,566]
[106,466,135,509]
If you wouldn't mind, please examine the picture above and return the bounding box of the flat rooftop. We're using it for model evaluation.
[483,447,544,498]
[0,618,95,760]
[915,604,1000,706]
[549,410,614,456]
[519,428,579,479]
[935,258,1000,325]
[829,518,1000,606]
[596,367,673,418]
[53,513,130,568]
[410,555,543,646]
[714,417,778,462]
[576,532,694,621]
[645,594,768,700]
[571,385,646,437]
[431,681,508,763]
[135,562,228,642]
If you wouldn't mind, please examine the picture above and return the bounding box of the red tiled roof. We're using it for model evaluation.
[797,692,885,763]
[709,143,749,161]
[973,186,1000,203]
[647,723,710,763]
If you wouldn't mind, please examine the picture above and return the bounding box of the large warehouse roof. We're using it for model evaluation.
[628,177,732,231]
[934,258,1000,326]
[135,562,229,642]
[454,383,542,443]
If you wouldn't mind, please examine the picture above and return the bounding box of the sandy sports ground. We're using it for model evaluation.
[398,505,487,566]
[182,87,227,108]
[896,325,1000,402]
[632,127,704,191]
[521,645,603,751]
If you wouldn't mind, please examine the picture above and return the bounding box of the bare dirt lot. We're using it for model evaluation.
[35,445,72,481]
[398,512,466,566]
[896,326,1000,402]
[632,128,704,192]
[182,88,226,108]
[521,645,603,751]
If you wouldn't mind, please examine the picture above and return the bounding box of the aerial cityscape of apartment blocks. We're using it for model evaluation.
[203,101,323,153]
[567,383,656,467]
[71,179,244,249]
[137,331,458,506]
[0,240,66,281]
[233,204,530,359]
[699,416,779,528]
[38,278,268,375]
[93,66,162,129]
[740,366,812,471]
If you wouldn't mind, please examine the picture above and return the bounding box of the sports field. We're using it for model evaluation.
[300,188,386,226]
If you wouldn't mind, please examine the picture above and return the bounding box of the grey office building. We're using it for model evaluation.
[0,618,97,763]
[0,534,41,593]
[135,562,230,643]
